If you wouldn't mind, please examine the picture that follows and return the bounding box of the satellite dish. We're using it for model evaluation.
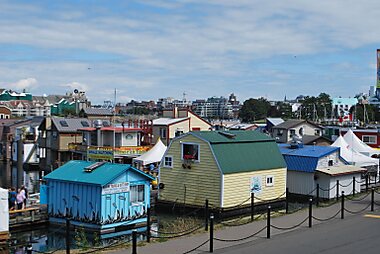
[73,89,79,94]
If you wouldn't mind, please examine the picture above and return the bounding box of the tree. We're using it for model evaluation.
[239,97,271,122]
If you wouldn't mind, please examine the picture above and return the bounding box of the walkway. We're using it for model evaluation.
[111,190,379,254]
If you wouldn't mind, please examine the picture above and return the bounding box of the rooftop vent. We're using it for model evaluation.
[93,119,102,128]
[218,131,236,139]
[81,120,90,127]
[84,161,106,173]
[59,120,69,127]
[290,134,303,149]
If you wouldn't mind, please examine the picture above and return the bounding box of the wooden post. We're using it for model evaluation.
[146,207,151,243]
[205,199,209,231]
[251,193,254,222]
[353,176,356,197]
[371,187,375,212]
[285,187,289,214]
[132,230,137,254]
[66,218,70,254]
[309,198,313,228]
[336,180,339,201]
[209,213,214,253]
[316,184,320,207]
[341,191,345,219]
[267,206,271,239]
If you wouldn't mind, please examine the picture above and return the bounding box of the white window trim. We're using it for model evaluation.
[362,135,377,144]
[164,155,173,168]
[181,142,200,162]
[266,175,274,187]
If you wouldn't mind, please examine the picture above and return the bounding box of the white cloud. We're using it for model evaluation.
[0,0,379,102]
[8,78,38,91]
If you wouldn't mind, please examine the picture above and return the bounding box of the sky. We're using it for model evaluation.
[0,0,379,104]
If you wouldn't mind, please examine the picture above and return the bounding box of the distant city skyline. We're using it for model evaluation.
[0,0,379,104]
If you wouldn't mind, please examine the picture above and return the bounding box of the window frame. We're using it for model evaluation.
[266,175,274,187]
[159,127,167,139]
[362,135,377,145]
[163,155,173,168]
[181,142,200,162]
[130,184,145,204]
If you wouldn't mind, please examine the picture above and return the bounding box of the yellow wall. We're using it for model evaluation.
[223,167,287,208]
[59,134,83,151]
[169,121,190,139]
[188,112,211,131]
[159,134,222,207]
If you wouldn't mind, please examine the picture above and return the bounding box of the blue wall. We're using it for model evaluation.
[46,170,151,229]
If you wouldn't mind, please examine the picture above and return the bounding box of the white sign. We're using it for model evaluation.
[250,176,262,194]
[102,182,130,195]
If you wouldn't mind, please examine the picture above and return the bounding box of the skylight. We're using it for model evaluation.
[59,120,69,127]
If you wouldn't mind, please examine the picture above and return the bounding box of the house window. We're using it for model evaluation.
[315,129,321,136]
[328,160,333,166]
[159,128,166,139]
[362,135,377,144]
[266,176,274,187]
[289,129,295,138]
[182,143,200,161]
[164,156,173,168]
[299,127,304,136]
[130,185,145,203]
[277,129,283,136]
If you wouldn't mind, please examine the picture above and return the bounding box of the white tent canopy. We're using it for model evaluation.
[343,129,377,156]
[0,187,9,234]
[133,138,167,166]
[331,135,379,168]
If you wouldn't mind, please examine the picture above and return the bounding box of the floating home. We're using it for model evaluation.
[159,131,287,209]
[279,143,364,199]
[41,160,154,234]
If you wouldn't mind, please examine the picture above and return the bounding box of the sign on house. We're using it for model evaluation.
[250,176,262,194]
[102,182,130,195]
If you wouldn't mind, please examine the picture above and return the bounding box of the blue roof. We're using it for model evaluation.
[278,144,339,158]
[44,160,154,186]
[278,144,340,173]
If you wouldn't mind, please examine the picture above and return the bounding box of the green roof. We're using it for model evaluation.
[191,131,286,174]
[44,160,154,186]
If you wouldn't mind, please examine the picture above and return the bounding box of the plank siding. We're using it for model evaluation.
[160,135,222,207]
[223,168,287,208]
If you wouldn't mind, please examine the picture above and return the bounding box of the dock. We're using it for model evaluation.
[9,206,48,231]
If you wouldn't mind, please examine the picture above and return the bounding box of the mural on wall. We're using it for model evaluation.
[49,205,147,225]
[250,176,262,194]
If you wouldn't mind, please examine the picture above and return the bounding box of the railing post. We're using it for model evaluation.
[341,191,345,219]
[66,218,70,254]
[366,174,369,192]
[25,243,33,254]
[309,198,312,228]
[336,180,340,201]
[353,176,356,197]
[316,184,320,207]
[132,230,137,254]
[209,213,214,253]
[285,187,289,214]
[371,187,375,212]
[251,192,254,222]
[205,199,209,231]
[267,206,271,239]
[146,207,151,243]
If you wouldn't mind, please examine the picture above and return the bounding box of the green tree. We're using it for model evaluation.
[239,97,271,122]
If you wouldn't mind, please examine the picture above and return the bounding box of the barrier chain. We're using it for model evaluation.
[312,210,341,222]
[213,226,267,242]
[344,203,371,215]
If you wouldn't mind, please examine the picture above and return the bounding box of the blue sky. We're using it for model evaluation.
[0,0,379,104]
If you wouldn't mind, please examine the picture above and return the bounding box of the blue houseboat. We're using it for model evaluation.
[41,160,154,234]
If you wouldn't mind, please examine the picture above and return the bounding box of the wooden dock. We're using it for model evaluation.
[9,206,48,231]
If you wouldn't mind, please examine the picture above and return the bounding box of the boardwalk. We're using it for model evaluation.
[110,191,380,254]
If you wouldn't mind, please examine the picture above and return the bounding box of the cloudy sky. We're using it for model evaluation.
[0,0,379,104]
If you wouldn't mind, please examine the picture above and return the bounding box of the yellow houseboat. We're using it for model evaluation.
[159,130,287,209]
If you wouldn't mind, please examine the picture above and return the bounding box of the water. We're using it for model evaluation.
[0,161,40,193]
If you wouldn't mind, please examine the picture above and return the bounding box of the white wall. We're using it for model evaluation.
[0,188,9,233]
[287,171,316,196]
